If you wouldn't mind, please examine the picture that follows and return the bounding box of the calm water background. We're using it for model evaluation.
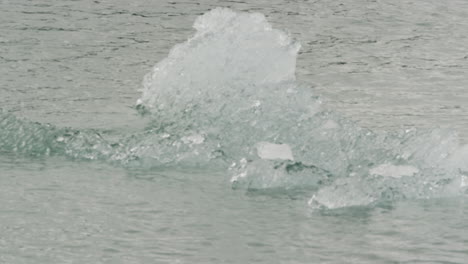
[1,0,467,263]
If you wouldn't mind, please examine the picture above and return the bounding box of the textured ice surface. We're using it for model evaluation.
[308,169,468,209]
[369,163,419,178]
[1,8,467,209]
[256,142,294,161]
[137,7,300,113]
[135,8,468,207]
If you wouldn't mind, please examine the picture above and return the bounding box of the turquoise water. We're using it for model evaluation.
[1,1,468,263]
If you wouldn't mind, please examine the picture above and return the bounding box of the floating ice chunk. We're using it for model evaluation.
[369,163,419,178]
[256,142,293,161]
[138,7,300,111]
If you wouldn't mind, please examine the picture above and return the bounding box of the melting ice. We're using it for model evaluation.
[1,8,467,209]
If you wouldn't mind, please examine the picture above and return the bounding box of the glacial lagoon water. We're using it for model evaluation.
[1,1,468,263]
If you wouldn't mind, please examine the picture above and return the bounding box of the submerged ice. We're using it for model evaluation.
[1,8,467,209]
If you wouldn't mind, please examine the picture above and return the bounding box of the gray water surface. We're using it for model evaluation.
[1,1,468,263]
[2,0,468,136]
[1,155,467,263]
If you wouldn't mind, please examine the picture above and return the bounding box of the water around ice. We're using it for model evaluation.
[1,1,468,263]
